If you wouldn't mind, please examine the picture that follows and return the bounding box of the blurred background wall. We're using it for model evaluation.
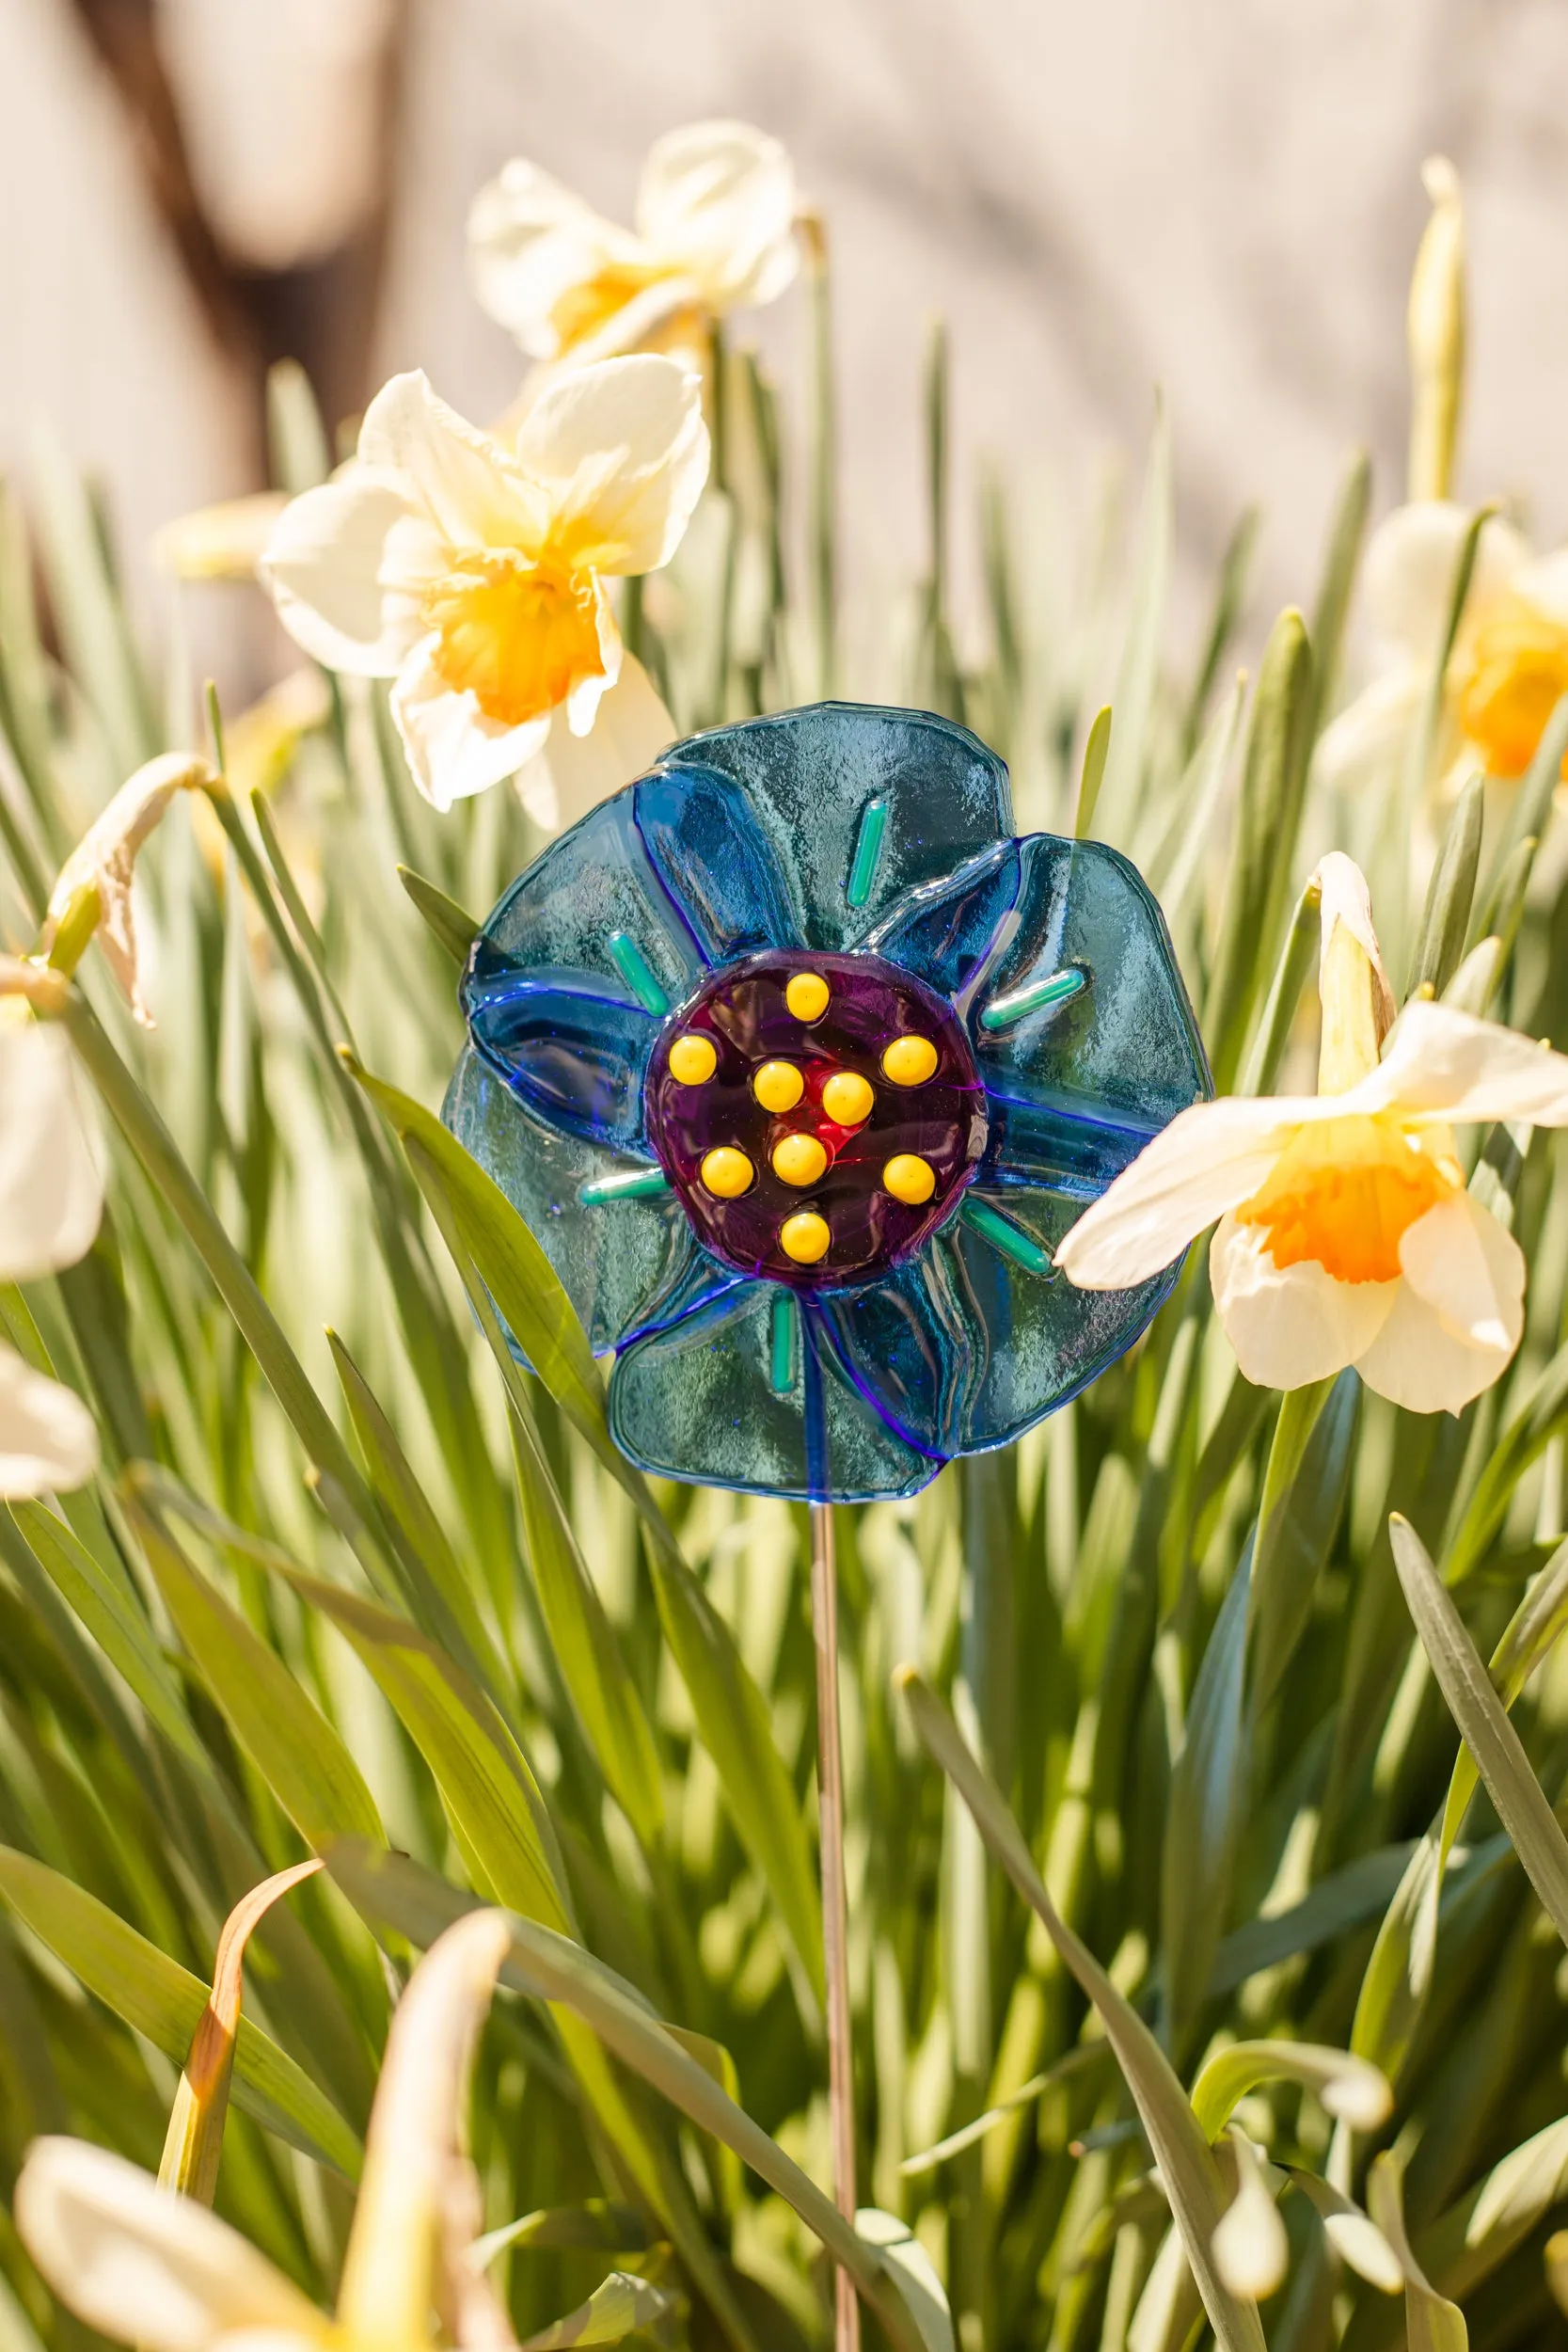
[5,0,1568,688]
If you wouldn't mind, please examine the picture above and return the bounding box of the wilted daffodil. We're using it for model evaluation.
[40,754,213,1026]
[0,989,103,1497]
[16,1907,518,2352]
[1058,855,1568,1413]
[261,360,708,825]
[468,119,799,372]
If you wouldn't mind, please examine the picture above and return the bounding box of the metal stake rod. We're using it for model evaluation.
[809,1496,861,2352]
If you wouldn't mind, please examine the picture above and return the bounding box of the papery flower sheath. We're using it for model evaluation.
[445,703,1211,1502]
[0,1011,104,1498]
[1058,854,1568,1413]
[469,119,799,373]
[260,359,708,824]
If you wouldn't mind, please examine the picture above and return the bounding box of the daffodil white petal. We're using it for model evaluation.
[517,355,710,575]
[0,1348,98,1497]
[636,119,800,307]
[1210,1217,1396,1390]
[259,468,434,676]
[1314,664,1426,800]
[1363,1001,1568,1124]
[1054,1097,1309,1289]
[467,160,638,357]
[515,654,674,832]
[14,2137,327,2352]
[1514,548,1568,627]
[358,371,546,553]
[1353,1195,1522,1411]
[1399,1190,1525,1353]
[1362,501,1528,665]
[389,637,552,813]
[0,1023,104,1279]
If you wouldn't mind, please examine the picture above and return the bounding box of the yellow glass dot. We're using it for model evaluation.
[785,970,831,1022]
[773,1133,828,1188]
[701,1146,753,1199]
[781,1210,832,1264]
[821,1069,875,1126]
[753,1058,804,1113]
[881,1034,939,1088]
[883,1152,936,1206]
[669,1033,717,1086]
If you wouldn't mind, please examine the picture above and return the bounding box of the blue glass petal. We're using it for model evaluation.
[634,765,800,963]
[971,836,1211,1175]
[664,704,1012,950]
[855,840,1021,1001]
[444,1044,695,1358]
[464,949,660,1150]
[609,1278,938,1503]
[816,1190,1180,1458]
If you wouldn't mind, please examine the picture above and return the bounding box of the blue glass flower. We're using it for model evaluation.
[444,704,1211,1502]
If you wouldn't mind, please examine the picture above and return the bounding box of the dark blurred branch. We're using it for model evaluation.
[63,0,407,456]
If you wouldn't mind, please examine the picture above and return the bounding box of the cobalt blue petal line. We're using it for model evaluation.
[444,1044,696,1359]
[634,764,801,964]
[608,1279,937,1502]
[970,833,1209,1138]
[855,840,1022,1004]
[671,703,1012,949]
[445,701,1211,1502]
[816,1189,1180,1461]
[464,951,661,1150]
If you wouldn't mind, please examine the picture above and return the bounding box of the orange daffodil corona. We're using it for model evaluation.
[468,119,799,373]
[260,358,709,828]
[1057,855,1568,1414]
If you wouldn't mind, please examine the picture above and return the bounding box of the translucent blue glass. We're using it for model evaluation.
[444,701,1211,1502]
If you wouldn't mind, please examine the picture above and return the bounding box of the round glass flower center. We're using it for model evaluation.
[644,950,989,1290]
[421,550,603,728]
[1234,1114,1460,1284]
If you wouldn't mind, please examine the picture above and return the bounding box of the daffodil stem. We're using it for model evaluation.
[809,1497,861,2352]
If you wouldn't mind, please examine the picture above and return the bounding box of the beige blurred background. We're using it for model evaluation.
[6,0,1568,691]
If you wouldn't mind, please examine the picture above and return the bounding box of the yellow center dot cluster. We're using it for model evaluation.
[675,971,943,1264]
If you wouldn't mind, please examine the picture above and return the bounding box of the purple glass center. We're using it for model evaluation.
[644,949,988,1292]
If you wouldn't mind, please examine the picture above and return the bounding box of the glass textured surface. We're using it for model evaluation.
[445,702,1210,1501]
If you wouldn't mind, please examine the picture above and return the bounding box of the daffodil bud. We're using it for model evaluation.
[1316,852,1394,1094]
[40,752,214,1025]
[1407,156,1465,503]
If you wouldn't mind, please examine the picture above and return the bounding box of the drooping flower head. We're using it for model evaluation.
[468,120,799,373]
[445,705,1210,1502]
[261,359,709,826]
[1058,853,1568,1413]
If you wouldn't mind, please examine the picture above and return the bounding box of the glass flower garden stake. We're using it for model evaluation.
[444,703,1210,2341]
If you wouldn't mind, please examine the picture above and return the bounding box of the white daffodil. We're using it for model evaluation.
[1320,157,1568,807]
[16,1906,516,2352]
[0,1003,104,1497]
[260,360,707,825]
[1057,856,1568,1414]
[1316,500,1568,800]
[468,119,799,372]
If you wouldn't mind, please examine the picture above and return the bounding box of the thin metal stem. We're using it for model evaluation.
[809,1497,861,2352]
